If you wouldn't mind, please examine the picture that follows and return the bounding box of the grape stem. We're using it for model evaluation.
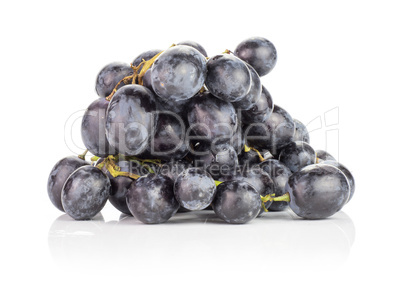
[78,149,88,160]
[244,145,266,162]
[261,192,291,204]
[260,193,290,212]
[96,155,141,180]
[105,44,176,101]
[91,156,100,162]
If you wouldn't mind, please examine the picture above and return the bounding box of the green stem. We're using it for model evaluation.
[261,192,290,203]
[214,180,223,187]
[91,156,100,162]
[95,155,141,180]
[78,149,88,160]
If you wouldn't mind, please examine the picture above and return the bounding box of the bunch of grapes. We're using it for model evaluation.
[47,37,355,224]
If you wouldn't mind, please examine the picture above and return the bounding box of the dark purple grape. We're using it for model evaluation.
[205,54,251,102]
[95,62,133,98]
[105,84,157,156]
[174,168,216,210]
[232,64,262,110]
[278,141,315,173]
[244,104,295,155]
[126,174,179,224]
[132,49,163,68]
[293,119,310,143]
[222,166,275,212]
[142,69,153,90]
[234,37,277,76]
[47,156,89,212]
[61,166,111,220]
[242,85,273,124]
[212,180,261,224]
[151,45,207,101]
[187,92,237,144]
[316,150,336,162]
[149,112,188,160]
[102,160,144,215]
[81,98,114,157]
[260,159,292,211]
[321,160,355,203]
[285,164,349,219]
[177,40,208,57]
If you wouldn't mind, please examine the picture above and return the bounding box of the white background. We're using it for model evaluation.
[1,0,401,281]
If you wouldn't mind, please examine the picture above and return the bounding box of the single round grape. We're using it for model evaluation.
[150,112,188,160]
[47,156,89,212]
[321,160,355,203]
[177,40,208,57]
[105,84,157,156]
[81,98,114,157]
[61,166,111,220]
[285,164,349,219]
[151,45,207,101]
[260,159,292,211]
[242,85,273,124]
[278,141,316,173]
[222,166,275,212]
[126,174,179,224]
[95,62,133,98]
[205,54,251,102]
[212,180,261,224]
[174,168,216,210]
[234,37,277,76]
[244,104,295,155]
[187,92,238,144]
[293,119,310,143]
[232,64,262,110]
[316,150,336,162]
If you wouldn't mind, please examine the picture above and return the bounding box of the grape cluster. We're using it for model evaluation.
[47,37,355,224]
